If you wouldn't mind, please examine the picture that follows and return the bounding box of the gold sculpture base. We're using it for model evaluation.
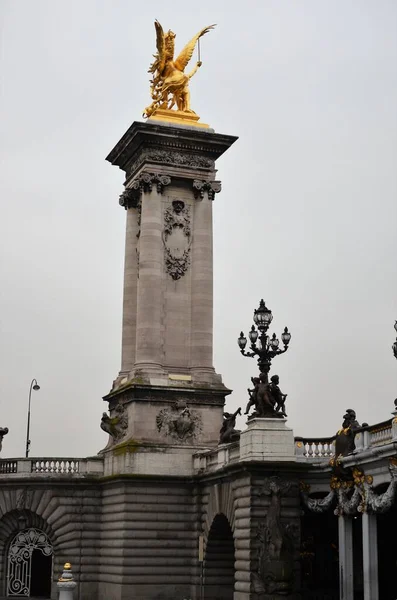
[148,109,210,129]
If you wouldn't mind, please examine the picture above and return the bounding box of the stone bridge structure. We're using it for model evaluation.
[1,118,395,600]
[0,414,396,599]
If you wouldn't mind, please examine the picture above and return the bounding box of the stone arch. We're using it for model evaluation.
[0,508,56,592]
[203,482,236,539]
[204,513,235,600]
[6,526,53,597]
[202,483,237,600]
[0,485,98,597]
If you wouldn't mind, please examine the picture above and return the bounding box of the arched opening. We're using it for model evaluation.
[300,498,339,600]
[204,513,235,600]
[377,483,397,600]
[6,528,53,597]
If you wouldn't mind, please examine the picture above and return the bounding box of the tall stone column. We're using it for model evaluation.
[338,515,354,600]
[362,512,379,600]
[119,190,139,376]
[104,122,236,456]
[134,178,170,372]
[190,181,220,376]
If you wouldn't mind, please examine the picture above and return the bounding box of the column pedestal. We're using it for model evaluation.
[239,418,296,462]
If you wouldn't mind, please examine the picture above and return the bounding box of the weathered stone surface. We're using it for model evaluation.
[240,418,296,463]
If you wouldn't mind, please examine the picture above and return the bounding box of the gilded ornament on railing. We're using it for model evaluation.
[143,20,215,123]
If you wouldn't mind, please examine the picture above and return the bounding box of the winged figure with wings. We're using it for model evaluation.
[143,21,215,118]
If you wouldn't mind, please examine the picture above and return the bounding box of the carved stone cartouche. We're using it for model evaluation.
[163,200,191,280]
[156,402,202,442]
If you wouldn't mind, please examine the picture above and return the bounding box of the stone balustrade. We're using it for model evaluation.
[0,457,104,478]
[294,436,336,460]
[193,441,240,474]
[295,417,397,461]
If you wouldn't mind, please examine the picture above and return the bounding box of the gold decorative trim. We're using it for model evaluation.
[148,109,210,129]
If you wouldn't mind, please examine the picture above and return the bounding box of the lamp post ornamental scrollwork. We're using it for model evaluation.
[237,299,291,376]
[392,321,397,360]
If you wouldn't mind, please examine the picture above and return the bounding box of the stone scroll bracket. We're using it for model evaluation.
[119,172,171,209]
[193,179,222,201]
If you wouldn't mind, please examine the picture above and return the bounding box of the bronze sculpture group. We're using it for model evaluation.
[245,373,288,419]
[219,374,289,444]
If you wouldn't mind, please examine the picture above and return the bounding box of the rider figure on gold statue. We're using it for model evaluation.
[143,21,215,118]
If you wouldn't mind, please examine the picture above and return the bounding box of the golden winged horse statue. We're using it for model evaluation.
[143,21,215,118]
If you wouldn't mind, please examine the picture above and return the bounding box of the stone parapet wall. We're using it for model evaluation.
[99,478,197,600]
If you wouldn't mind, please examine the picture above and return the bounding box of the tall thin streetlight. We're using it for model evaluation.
[25,379,40,458]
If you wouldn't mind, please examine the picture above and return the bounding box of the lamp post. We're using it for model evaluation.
[237,299,291,377]
[25,379,40,458]
[392,321,397,360]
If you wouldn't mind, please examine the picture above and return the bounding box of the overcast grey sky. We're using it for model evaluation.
[1,0,396,458]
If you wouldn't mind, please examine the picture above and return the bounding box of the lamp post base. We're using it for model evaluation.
[239,417,296,463]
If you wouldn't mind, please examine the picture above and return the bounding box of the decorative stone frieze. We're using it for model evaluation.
[119,172,171,209]
[126,149,215,179]
[193,179,222,200]
[163,200,192,280]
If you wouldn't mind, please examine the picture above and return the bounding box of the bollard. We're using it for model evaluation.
[57,562,77,600]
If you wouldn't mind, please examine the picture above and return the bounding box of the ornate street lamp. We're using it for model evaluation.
[237,299,291,376]
[25,379,40,458]
[392,321,397,360]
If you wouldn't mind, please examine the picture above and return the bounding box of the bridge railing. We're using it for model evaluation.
[193,441,240,474]
[295,417,397,460]
[0,456,104,477]
[294,436,336,460]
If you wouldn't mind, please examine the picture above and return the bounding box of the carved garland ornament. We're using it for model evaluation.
[301,460,397,516]
[163,200,192,280]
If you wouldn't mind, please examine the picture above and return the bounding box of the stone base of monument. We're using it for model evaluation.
[102,442,199,477]
[239,417,296,462]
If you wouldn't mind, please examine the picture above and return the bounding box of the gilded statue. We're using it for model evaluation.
[143,20,215,118]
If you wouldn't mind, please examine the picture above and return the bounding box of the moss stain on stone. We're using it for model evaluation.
[112,439,141,457]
